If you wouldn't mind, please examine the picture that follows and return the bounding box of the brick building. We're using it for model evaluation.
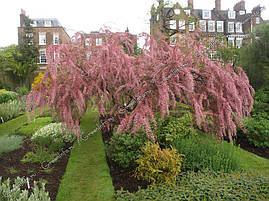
[150,0,264,48]
[18,10,70,70]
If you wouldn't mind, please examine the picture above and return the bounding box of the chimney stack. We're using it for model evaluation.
[215,0,221,11]
[188,0,193,9]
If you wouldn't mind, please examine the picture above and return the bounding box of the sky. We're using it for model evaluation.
[0,0,268,47]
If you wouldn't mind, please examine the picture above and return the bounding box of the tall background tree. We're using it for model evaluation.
[0,15,38,90]
[240,23,269,90]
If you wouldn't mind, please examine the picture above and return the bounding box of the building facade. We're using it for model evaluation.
[150,0,264,48]
[18,10,70,70]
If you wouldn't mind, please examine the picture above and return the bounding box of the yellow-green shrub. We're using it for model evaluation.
[134,142,184,184]
[0,89,6,93]
[31,72,44,90]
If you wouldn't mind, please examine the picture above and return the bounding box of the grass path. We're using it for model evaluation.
[55,108,114,201]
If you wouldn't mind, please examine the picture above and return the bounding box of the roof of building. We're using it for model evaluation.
[30,18,62,27]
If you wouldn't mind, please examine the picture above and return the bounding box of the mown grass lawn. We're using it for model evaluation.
[55,108,114,201]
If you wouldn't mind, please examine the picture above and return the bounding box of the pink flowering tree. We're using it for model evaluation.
[26,30,254,142]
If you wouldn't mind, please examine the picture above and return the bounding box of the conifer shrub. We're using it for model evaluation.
[106,131,148,168]
[134,142,184,184]
[0,176,51,201]
[115,170,269,201]
[173,134,241,172]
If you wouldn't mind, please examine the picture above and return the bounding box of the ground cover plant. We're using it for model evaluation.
[115,170,269,201]
[0,176,50,201]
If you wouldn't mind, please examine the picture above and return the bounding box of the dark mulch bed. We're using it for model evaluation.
[101,129,150,193]
[0,137,72,200]
[235,135,269,160]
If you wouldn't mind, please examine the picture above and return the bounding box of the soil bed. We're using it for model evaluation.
[0,138,72,200]
[235,135,269,160]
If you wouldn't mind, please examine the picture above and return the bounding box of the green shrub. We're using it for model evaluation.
[0,176,51,200]
[0,99,26,121]
[106,131,148,168]
[155,111,197,148]
[173,134,241,172]
[21,151,57,163]
[134,142,184,184]
[0,91,19,103]
[115,170,269,201]
[0,135,24,156]
[243,115,269,148]
[15,86,29,96]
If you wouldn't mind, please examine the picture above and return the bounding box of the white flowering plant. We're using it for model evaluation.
[31,123,76,152]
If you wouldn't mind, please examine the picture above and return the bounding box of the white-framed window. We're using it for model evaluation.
[96,38,102,46]
[228,11,236,19]
[39,49,47,64]
[170,20,176,29]
[256,17,260,24]
[239,10,246,15]
[199,20,206,32]
[31,20,37,27]
[217,21,224,32]
[174,9,180,15]
[202,10,211,19]
[189,22,195,32]
[228,37,234,47]
[228,22,234,33]
[235,22,242,33]
[184,9,190,16]
[156,14,159,21]
[236,38,243,48]
[178,20,185,30]
[53,33,59,45]
[208,21,215,32]
[44,20,52,27]
[85,38,90,46]
[39,33,46,45]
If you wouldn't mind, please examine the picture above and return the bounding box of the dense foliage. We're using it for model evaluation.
[106,131,148,168]
[134,142,184,184]
[173,134,242,172]
[116,170,269,201]
[0,91,19,103]
[27,30,254,142]
[240,23,269,90]
[0,177,50,201]
[155,110,197,148]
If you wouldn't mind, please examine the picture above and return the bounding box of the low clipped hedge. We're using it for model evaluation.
[0,91,19,104]
[115,170,269,201]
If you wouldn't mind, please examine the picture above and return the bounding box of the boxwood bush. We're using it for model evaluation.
[115,170,269,201]
[106,131,148,168]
